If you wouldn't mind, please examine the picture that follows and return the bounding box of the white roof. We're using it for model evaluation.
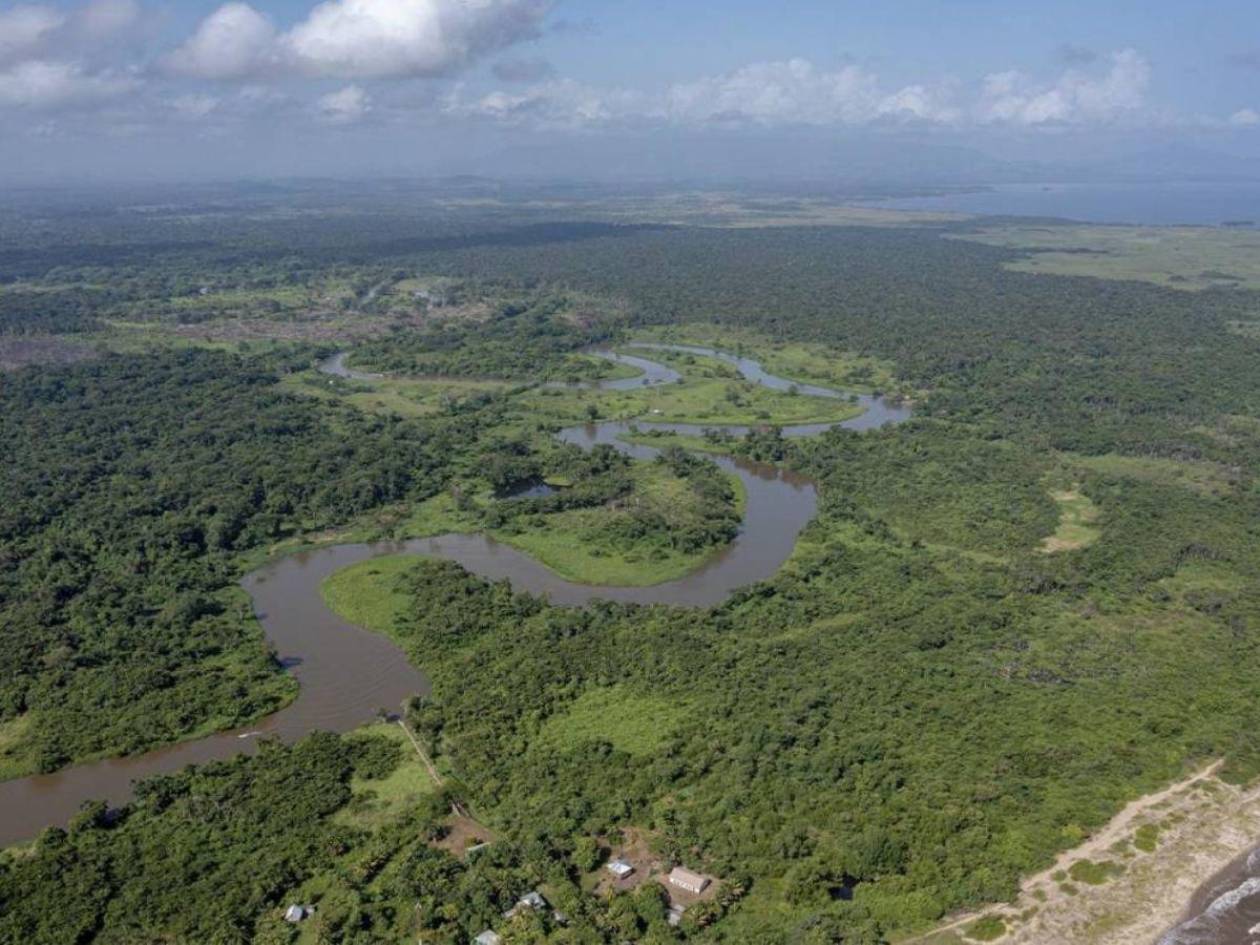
[668,866,709,890]
[607,860,634,876]
[518,891,547,909]
[474,932,501,945]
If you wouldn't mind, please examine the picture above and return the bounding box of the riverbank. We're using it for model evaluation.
[903,763,1260,945]
[0,345,909,846]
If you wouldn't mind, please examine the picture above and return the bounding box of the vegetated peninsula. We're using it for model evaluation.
[1,185,1260,945]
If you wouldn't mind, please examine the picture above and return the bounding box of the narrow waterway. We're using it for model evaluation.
[0,345,908,847]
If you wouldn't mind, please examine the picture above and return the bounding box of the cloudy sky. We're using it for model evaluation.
[2,0,1259,183]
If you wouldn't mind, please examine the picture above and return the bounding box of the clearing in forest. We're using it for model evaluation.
[1040,489,1100,553]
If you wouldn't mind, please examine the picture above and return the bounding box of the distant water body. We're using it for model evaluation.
[872,181,1260,226]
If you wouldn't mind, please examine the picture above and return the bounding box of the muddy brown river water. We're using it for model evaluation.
[0,345,905,847]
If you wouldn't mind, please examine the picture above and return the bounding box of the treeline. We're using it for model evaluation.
[0,287,109,334]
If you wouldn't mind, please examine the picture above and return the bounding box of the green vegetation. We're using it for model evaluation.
[1071,452,1240,498]
[0,348,483,775]
[1133,823,1161,853]
[964,914,1007,941]
[350,290,625,381]
[3,189,1260,943]
[489,452,744,585]
[335,722,438,830]
[952,223,1260,291]
[633,323,903,394]
[321,556,417,641]
[1067,859,1124,886]
[1041,489,1101,553]
[536,687,685,757]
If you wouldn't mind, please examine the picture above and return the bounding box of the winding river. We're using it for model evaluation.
[0,345,907,848]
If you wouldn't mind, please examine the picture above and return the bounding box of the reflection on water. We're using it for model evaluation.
[0,345,909,847]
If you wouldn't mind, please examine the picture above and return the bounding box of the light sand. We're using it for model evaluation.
[903,761,1260,945]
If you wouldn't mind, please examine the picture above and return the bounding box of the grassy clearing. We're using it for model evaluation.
[525,376,863,427]
[1041,489,1100,553]
[964,915,1007,941]
[632,323,902,394]
[536,687,685,756]
[1067,859,1123,886]
[281,372,510,419]
[334,722,437,830]
[492,464,746,586]
[1071,453,1239,498]
[321,555,418,637]
[0,715,35,781]
[952,223,1260,290]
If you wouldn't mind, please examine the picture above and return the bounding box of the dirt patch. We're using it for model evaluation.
[594,827,663,896]
[431,815,496,859]
[905,761,1260,945]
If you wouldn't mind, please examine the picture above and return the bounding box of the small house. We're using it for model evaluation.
[283,904,311,923]
[517,891,547,911]
[667,867,710,895]
[474,931,501,945]
[607,859,635,880]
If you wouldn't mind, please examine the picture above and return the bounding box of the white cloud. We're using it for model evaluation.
[163,3,277,79]
[168,0,547,81]
[0,5,66,64]
[75,0,142,40]
[978,49,1150,125]
[452,59,960,130]
[317,83,369,123]
[0,59,136,108]
[662,59,892,125]
[1230,108,1260,127]
[446,78,622,127]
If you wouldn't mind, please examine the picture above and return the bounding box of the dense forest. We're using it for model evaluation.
[2,191,1260,942]
[0,348,497,773]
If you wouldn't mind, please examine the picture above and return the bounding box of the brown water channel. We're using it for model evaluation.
[0,346,909,847]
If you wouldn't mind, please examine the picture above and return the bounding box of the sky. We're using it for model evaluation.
[1,0,1258,184]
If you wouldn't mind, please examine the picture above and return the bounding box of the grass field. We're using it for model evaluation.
[536,687,685,756]
[1071,453,1239,498]
[632,323,903,394]
[334,721,438,830]
[320,555,417,640]
[524,375,863,427]
[0,715,34,781]
[953,223,1260,291]
[1041,489,1101,553]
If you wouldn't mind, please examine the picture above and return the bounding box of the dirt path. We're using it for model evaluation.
[394,719,479,820]
[395,719,444,787]
[901,759,1260,945]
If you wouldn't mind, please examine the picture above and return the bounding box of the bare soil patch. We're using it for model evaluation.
[431,815,496,859]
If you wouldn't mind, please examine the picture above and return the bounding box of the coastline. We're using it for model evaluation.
[906,764,1260,945]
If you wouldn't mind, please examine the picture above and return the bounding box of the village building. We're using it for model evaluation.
[607,859,635,880]
[283,904,312,923]
[503,890,548,919]
[667,866,710,895]
[474,931,501,945]
[518,890,547,911]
